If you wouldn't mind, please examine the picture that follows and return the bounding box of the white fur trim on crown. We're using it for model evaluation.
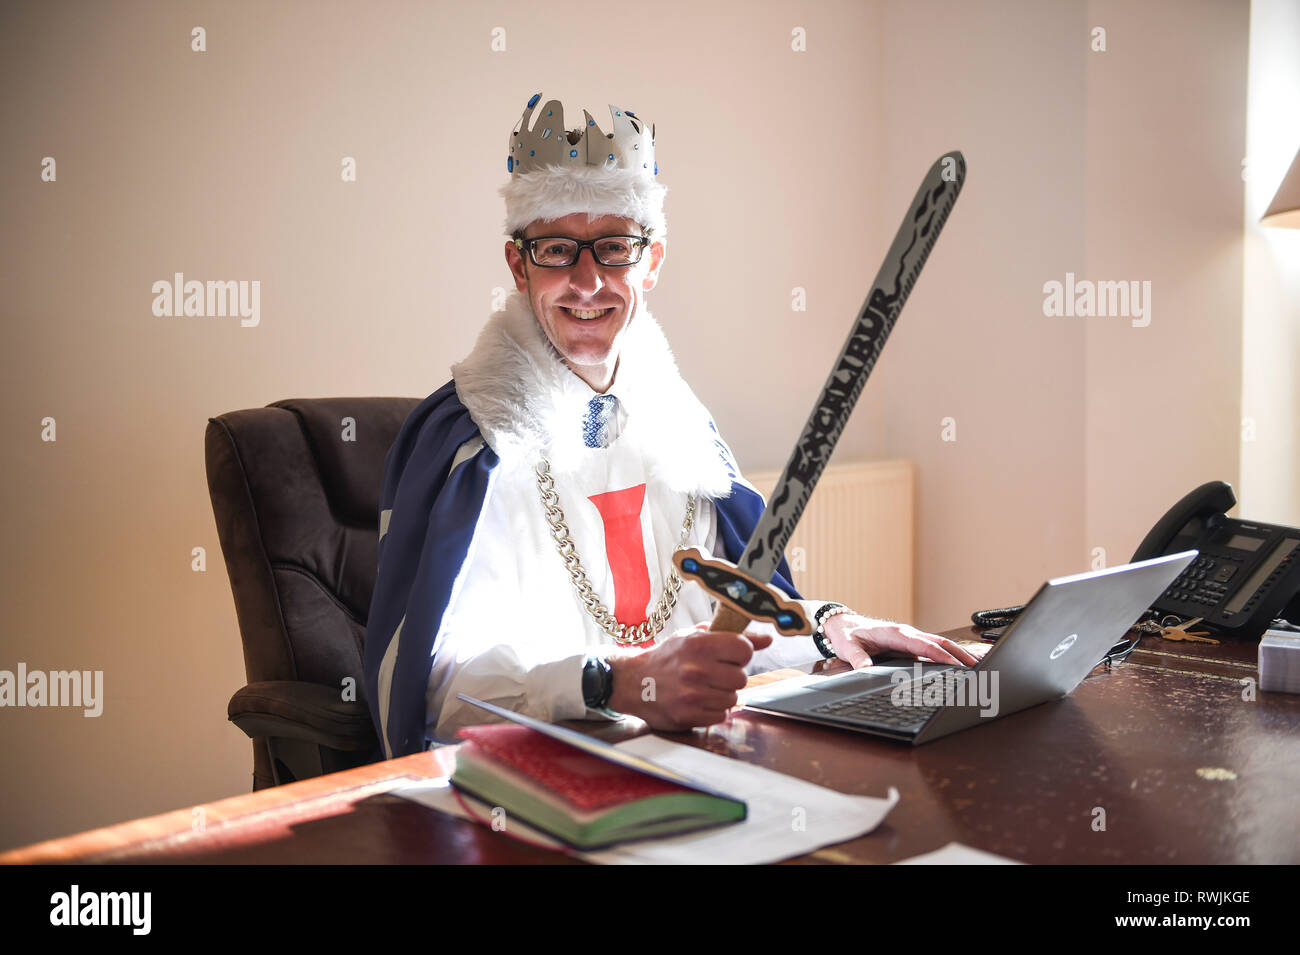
[500,164,668,238]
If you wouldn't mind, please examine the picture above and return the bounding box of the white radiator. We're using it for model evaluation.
[744,460,915,623]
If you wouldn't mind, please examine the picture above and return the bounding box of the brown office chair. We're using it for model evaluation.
[205,396,421,789]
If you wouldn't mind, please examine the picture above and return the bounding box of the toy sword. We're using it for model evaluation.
[674,151,967,635]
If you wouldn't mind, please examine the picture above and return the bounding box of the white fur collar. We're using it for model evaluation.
[451,291,734,497]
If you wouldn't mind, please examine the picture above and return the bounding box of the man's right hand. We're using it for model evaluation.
[606,624,773,730]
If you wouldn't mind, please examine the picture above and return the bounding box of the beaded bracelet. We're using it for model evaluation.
[812,602,856,659]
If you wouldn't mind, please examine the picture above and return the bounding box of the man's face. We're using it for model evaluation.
[504,212,666,393]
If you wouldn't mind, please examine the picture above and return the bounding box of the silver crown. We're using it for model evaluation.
[507,93,657,178]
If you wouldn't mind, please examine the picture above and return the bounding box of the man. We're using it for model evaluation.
[364,94,976,759]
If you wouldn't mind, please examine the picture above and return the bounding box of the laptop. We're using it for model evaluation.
[742,551,1197,744]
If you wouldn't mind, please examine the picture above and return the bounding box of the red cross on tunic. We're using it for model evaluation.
[587,484,657,648]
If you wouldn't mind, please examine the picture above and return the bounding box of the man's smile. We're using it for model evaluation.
[559,306,616,321]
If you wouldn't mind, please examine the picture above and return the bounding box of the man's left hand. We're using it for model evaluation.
[821,614,980,669]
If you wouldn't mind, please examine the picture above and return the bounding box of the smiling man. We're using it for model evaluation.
[506,216,659,394]
[364,94,975,758]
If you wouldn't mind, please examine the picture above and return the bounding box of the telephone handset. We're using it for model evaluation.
[1132,481,1300,640]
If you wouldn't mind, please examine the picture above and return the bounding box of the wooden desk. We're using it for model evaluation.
[5,629,1297,865]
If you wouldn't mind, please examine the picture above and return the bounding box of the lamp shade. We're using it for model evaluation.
[1262,147,1300,228]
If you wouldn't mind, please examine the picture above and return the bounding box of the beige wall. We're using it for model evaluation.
[1084,0,1248,568]
[0,0,1253,849]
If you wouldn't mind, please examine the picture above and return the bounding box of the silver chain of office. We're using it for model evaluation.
[536,457,696,646]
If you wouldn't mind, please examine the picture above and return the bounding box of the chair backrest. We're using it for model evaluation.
[205,397,422,693]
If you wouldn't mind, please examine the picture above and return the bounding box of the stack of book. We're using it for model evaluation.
[450,697,746,850]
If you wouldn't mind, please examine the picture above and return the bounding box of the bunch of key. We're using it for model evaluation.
[1156,615,1218,644]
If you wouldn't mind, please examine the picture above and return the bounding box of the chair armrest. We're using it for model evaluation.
[228,681,378,752]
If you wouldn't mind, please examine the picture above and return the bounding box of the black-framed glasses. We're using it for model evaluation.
[514,234,649,268]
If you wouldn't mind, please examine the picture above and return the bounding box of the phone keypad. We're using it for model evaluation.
[1162,556,1239,607]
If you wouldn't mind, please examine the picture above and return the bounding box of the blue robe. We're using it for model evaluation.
[365,381,798,759]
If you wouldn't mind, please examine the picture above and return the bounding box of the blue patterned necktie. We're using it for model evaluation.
[582,395,618,449]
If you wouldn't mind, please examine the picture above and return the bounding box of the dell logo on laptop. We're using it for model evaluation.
[1050,633,1078,660]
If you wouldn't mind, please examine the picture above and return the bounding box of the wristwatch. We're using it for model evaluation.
[581,654,614,709]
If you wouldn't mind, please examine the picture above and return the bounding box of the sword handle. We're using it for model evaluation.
[710,603,754,637]
[672,547,810,636]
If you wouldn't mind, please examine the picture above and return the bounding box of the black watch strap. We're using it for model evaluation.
[581,654,614,709]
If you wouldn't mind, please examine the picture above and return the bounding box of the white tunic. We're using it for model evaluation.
[425,294,825,744]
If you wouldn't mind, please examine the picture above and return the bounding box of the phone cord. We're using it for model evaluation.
[973,605,1164,632]
[971,606,1025,628]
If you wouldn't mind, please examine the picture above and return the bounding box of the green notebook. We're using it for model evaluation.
[450,695,746,851]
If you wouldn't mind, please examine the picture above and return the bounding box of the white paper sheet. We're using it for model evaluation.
[391,734,898,865]
[893,842,1023,865]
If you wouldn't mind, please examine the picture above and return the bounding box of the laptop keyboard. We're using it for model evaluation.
[808,673,965,733]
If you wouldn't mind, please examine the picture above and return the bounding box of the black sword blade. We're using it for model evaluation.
[740,151,967,581]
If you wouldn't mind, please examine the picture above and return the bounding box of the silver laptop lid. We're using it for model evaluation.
[914,550,1197,743]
